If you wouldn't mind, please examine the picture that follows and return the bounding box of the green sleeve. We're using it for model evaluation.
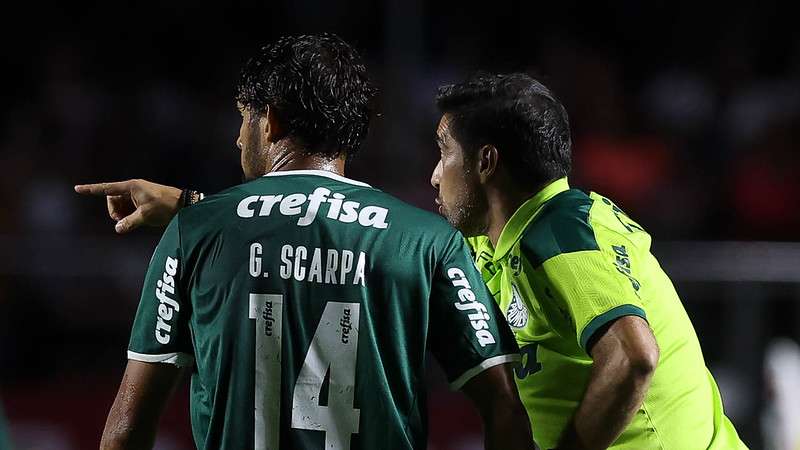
[127,216,194,367]
[429,232,520,390]
[0,400,12,450]
[539,248,647,352]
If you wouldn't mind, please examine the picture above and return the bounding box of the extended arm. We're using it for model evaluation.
[100,360,185,450]
[462,363,534,450]
[74,179,189,233]
[557,316,659,450]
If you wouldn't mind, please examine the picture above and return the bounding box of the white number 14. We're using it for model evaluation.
[249,294,361,450]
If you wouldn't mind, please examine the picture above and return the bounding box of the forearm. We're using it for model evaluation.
[482,401,533,450]
[100,361,184,450]
[462,363,534,450]
[558,355,654,449]
[100,392,157,450]
[100,428,155,450]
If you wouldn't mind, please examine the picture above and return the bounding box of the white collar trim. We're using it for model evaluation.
[263,169,371,187]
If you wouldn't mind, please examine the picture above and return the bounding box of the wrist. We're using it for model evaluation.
[180,189,204,207]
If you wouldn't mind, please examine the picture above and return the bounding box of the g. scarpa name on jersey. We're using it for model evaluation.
[236,187,389,229]
[249,243,368,286]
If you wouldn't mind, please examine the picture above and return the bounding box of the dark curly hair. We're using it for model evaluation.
[236,34,376,159]
[436,73,572,186]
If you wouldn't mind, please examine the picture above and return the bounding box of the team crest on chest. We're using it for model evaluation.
[506,283,529,328]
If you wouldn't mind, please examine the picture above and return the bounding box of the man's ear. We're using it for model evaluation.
[477,144,499,183]
[260,105,285,144]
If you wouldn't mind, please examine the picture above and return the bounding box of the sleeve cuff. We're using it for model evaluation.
[579,304,647,350]
[450,353,522,390]
[128,350,195,367]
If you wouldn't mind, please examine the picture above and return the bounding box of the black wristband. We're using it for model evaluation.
[181,189,204,207]
[180,188,192,208]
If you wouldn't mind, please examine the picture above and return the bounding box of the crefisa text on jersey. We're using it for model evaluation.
[154,256,180,345]
[447,267,496,347]
[340,307,353,344]
[249,242,368,286]
[236,187,390,229]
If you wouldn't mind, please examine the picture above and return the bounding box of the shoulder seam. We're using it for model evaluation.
[535,247,602,268]
[519,193,600,267]
[437,230,464,271]
[585,215,644,250]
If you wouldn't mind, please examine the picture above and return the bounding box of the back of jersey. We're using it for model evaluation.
[127,170,519,450]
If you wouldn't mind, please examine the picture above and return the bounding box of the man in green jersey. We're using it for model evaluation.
[81,36,532,450]
[77,64,747,449]
[429,73,747,450]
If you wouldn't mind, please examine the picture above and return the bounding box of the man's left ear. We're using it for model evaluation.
[477,144,499,183]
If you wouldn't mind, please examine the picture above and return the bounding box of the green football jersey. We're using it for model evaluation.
[0,400,11,450]
[468,178,746,450]
[127,170,520,450]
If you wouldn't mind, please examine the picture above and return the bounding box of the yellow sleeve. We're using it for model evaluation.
[539,247,647,351]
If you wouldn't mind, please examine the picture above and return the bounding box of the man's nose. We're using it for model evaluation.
[431,161,442,188]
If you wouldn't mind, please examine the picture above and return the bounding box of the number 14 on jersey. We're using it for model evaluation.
[249,294,361,450]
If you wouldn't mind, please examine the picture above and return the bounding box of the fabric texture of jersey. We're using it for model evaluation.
[0,400,11,450]
[128,170,520,450]
[467,177,747,450]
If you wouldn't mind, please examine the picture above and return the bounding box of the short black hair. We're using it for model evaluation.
[436,73,572,186]
[236,34,375,159]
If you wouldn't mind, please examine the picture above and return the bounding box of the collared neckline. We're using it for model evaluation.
[263,169,371,187]
[493,177,570,260]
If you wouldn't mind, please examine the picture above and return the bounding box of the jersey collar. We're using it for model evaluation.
[263,169,372,187]
[493,177,570,260]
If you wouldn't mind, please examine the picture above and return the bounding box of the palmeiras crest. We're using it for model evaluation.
[507,283,529,328]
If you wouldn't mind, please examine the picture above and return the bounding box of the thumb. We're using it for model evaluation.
[115,208,145,234]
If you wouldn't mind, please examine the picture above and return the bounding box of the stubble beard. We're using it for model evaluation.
[443,189,488,238]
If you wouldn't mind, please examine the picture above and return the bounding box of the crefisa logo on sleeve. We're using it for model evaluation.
[154,256,180,344]
[447,267,497,347]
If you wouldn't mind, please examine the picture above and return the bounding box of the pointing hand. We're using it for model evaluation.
[74,179,183,234]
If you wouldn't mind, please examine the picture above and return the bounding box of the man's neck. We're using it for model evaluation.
[268,145,346,176]
[485,184,541,247]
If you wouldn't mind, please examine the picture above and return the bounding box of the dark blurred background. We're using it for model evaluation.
[1,1,799,449]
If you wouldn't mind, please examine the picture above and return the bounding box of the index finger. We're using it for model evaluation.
[74,181,132,196]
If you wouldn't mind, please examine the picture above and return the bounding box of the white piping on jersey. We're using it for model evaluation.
[263,170,371,188]
[127,350,195,367]
[450,353,522,390]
